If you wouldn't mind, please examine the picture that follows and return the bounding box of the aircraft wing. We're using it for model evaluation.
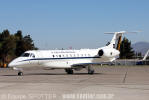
[71,62,114,67]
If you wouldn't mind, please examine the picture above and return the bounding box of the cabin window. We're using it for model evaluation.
[59,55,61,57]
[53,55,55,58]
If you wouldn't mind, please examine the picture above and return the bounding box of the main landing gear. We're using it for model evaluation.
[65,65,95,75]
[87,65,94,75]
[65,69,74,74]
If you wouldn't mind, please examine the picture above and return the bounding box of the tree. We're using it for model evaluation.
[1,35,16,63]
[23,35,35,50]
[135,52,142,59]
[1,29,10,40]
[120,37,135,59]
[15,30,23,40]
[15,35,38,56]
[15,30,24,56]
[0,30,11,65]
[0,29,38,67]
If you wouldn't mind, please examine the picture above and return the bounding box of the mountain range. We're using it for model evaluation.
[132,42,149,55]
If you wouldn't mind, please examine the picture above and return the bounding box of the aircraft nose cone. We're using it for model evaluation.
[8,62,15,68]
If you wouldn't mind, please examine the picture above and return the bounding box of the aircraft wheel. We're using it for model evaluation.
[65,69,73,74]
[18,72,23,76]
[69,69,73,74]
[88,70,94,75]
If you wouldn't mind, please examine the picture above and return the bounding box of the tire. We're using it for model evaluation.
[65,69,73,74]
[88,70,94,75]
[18,72,23,76]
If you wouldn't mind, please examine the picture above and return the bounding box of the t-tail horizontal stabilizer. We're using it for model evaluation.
[105,31,138,51]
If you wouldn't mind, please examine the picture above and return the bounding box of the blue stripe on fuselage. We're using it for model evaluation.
[18,56,101,62]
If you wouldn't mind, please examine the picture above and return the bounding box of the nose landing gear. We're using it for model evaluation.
[13,67,23,76]
[18,72,23,76]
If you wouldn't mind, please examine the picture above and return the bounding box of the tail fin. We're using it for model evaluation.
[105,31,137,50]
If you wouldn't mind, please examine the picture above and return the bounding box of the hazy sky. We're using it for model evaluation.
[0,0,148,49]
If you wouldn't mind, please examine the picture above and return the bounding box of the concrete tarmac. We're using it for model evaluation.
[0,65,149,100]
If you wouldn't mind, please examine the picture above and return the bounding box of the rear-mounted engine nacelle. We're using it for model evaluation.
[98,48,120,58]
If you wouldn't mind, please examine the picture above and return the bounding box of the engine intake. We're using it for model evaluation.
[98,49,104,56]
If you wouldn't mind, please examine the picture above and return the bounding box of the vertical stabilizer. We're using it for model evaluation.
[105,31,137,50]
[109,32,123,50]
[105,31,124,50]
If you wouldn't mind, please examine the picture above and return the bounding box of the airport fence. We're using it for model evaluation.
[114,59,149,66]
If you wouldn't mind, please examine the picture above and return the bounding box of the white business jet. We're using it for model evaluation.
[8,31,134,76]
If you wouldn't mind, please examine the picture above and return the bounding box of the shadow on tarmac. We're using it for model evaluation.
[2,72,104,76]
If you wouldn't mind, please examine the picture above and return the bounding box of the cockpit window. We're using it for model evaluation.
[21,53,35,58]
[21,53,30,57]
[30,53,35,58]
